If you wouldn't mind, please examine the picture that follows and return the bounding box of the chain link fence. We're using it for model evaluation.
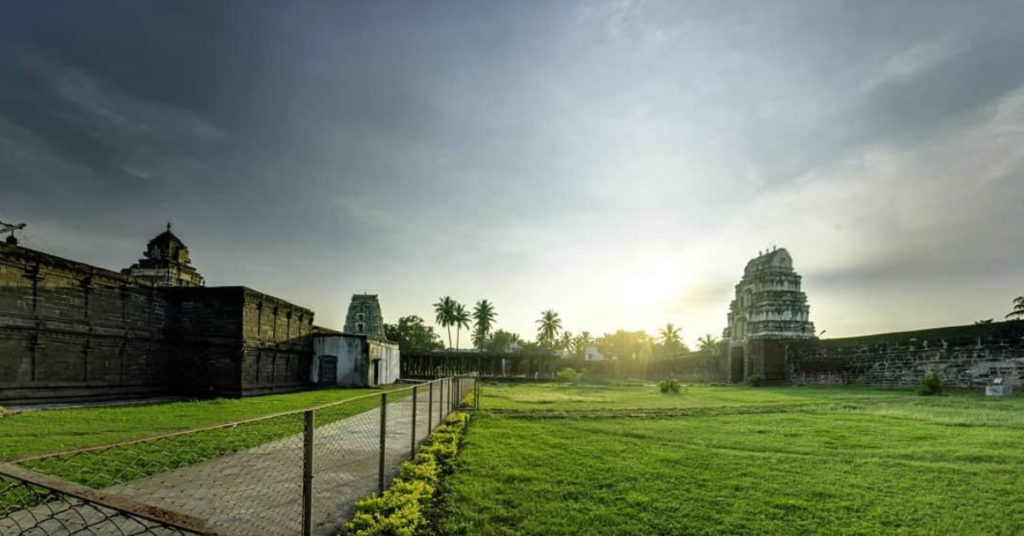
[1,374,479,536]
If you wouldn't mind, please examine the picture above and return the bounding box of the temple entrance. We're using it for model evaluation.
[371,359,380,387]
[729,346,745,383]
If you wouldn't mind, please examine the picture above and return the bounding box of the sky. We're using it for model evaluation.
[2,0,1023,347]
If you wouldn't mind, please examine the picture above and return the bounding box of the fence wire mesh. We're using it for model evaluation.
[0,465,209,536]
[2,374,478,536]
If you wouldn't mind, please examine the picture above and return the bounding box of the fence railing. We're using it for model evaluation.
[1,373,479,536]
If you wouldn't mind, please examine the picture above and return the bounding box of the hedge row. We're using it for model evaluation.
[345,412,471,535]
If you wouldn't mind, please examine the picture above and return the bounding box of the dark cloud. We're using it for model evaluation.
[0,0,1022,337]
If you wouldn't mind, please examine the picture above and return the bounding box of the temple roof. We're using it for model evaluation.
[744,247,792,274]
[147,230,186,250]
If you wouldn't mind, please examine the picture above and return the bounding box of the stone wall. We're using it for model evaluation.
[787,321,1024,388]
[0,242,171,403]
[651,351,728,383]
[0,242,314,403]
[239,288,314,396]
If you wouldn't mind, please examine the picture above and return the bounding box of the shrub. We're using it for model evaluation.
[853,375,868,388]
[657,378,681,394]
[917,370,944,396]
[556,367,577,384]
[746,374,765,387]
[346,411,471,535]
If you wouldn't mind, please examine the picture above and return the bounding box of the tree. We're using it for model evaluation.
[383,316,443,353]
[698,333,719,351]
[433,296,456,349]
[536,309,563,348]
[596,330,651,362]
[486,329,520,353]
[658,323,683,355]
[453,302,471,350]
[560,331,574,355]
[1007,296,1024,321]
[472,299,498,350]
[573,331,593,360]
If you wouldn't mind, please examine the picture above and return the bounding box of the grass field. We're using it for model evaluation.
[437,383,1024,535]
[0,387,390,461]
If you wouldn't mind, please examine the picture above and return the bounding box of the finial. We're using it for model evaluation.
[166,221,172,233]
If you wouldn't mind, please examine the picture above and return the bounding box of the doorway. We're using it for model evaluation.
[729,346,745,384]
[319,356,338,385]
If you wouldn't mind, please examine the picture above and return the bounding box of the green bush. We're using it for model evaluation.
[556,367,577,383]
[853,375,868,388]
[917,370,944,396]
[346,411,471,535]
[657,378,681,394]
[746,374,765,387]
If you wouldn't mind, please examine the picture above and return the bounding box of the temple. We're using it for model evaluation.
[121,224,205,287]
[343,293,385,337]
[724,247,815,383]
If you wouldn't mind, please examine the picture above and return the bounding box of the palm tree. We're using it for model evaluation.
[433,296,456,349]
[560,331,574,355]
[472,299,498,350]
[1007,296,1024,321]
[698,333,719,351]
[536,309,563,348]
[658,323,682,354]
[574,331,593,359]
[453,302,471,350]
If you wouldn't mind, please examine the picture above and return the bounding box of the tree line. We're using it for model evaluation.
[384,297,724,361]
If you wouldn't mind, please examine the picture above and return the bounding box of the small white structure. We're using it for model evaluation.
[311,333,400,388]
[584,345,606,362]
[986,377,1013,397]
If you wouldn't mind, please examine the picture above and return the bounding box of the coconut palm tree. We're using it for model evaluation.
[698,333,719,351]
[453,302,471,350]
[560,331,574,355]
[536,309,563,348]
[573,331,593,359]
[658,323,682,355]
[433,296,456,349]
[472,299,498,350]
[1007,296,1024,321]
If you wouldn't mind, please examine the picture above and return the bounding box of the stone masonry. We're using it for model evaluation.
[723,247,815,383]
[343,294,385,337]
[0,232,314,404]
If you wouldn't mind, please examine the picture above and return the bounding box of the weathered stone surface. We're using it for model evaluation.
[0,239,314,404]
[786,322,1024,388]
[343,294,385,337]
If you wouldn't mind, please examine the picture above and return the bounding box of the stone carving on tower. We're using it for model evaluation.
[344,294,386,338]
[724,247,815,345]
[122,224,205,287]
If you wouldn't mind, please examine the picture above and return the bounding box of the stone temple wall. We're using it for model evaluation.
[0,242,314,404]
[0,243,172,403]
[786,321,1024,388]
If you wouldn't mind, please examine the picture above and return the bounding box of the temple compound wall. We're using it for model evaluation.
[0,240,313,404]
[787,321,1024,388]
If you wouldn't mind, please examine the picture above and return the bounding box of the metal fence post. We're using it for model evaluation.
[438,378,444,423]
[378,393,387,493]
[302,409,314,536]
[428,381,434,432]
[410,385,418,459]
[476,371,481,410]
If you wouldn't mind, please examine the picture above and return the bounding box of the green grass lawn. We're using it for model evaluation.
[437,384,1024,535]
[0,387,393,461]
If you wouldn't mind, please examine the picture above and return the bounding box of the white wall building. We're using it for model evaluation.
[584,345,607,362]
[311,333,400,387]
